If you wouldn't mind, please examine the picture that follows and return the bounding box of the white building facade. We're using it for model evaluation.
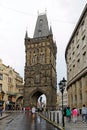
[65,4,87,109]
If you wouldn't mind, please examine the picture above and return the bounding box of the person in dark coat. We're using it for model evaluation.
[0,106,3,116]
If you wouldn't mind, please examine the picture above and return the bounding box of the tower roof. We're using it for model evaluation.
[33,13,50,38]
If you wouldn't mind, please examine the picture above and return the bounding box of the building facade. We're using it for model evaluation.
[57,89,68,109]
[0,59,23,110]
[24,13,57,110]
[65,4,87,109]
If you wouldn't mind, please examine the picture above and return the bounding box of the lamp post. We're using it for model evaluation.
[59,77,67,129]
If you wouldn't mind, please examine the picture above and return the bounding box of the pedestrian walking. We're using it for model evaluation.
[0,106,3,116]
[66,106,71,122]
[82,104,87,123]
[31,106,36,119]
[23,107,25,113]
[72,107,78,123]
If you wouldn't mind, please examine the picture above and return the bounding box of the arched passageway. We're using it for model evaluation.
[16,96,23,110]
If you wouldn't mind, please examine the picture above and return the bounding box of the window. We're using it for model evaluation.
[38,30,42,37]
[77,44,79,48]
[77,44,80,54]
[73,64,75,75]
[41,54,45,63]
[0,74,3,80]
[35,75,40,83]
[19,89,23,93]
[76,31,79,42]
[0,84,2,91]
[77,59,80,70]
[83,51,86,66]
[72,51,75,55]
[39,19,43,24]
[81,21,85,33]
[8,77,12,83]
[82,35,86,47]
[32,55,37,64]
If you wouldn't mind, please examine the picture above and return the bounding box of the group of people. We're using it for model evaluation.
[64,104,87,123]
[65,106,78,123]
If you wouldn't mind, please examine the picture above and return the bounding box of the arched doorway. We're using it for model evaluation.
[28,89,47,108]
[16,96,23,110]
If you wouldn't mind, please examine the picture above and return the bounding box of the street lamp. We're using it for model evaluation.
[58,77,67,129]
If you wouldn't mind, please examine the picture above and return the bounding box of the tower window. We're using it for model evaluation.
[39,19,43,24]
[0,74,3,80]
[38,30,42,37]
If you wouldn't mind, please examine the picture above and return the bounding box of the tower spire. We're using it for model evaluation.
[49,26,53,36]
[33,13,49,38]
[25,30,28,39]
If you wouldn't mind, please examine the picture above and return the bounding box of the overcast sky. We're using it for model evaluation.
[0,0,87,89]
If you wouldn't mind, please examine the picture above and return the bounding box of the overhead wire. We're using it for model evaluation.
[0,3,76,25]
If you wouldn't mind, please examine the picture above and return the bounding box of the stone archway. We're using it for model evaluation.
[24,85,57,110]
[28,88,47,107]
[16,96,23,110]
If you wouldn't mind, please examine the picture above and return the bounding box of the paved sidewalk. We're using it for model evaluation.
[0,112,10,120]
[62,116,87,130]
[40,112,87,130]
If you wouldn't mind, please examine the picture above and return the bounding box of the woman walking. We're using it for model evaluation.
[31,106,36,119]
[66,106,71,122]
[72,107,78,123]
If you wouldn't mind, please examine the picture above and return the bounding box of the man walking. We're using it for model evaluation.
[0,106,3,116]
[82,104,87,123]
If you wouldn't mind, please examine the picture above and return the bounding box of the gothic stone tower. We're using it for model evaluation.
[24,13,57,110]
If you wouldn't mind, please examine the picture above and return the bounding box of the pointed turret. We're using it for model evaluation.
[49,26,53,36]
[25,30,28,39]
[33,13,50,38]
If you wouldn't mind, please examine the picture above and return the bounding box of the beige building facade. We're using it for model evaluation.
[0,59,23,110]
[57,89,68,109]
[65,4,87,110]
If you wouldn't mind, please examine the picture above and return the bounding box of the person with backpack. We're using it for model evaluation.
[66,106,71,122]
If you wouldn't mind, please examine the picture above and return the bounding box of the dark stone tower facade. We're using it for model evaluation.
[24,13,57,110]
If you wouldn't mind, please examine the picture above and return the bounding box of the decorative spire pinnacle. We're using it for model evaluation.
[25,30,28,39]
[49,26,53,36]
[45,8,47,14]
